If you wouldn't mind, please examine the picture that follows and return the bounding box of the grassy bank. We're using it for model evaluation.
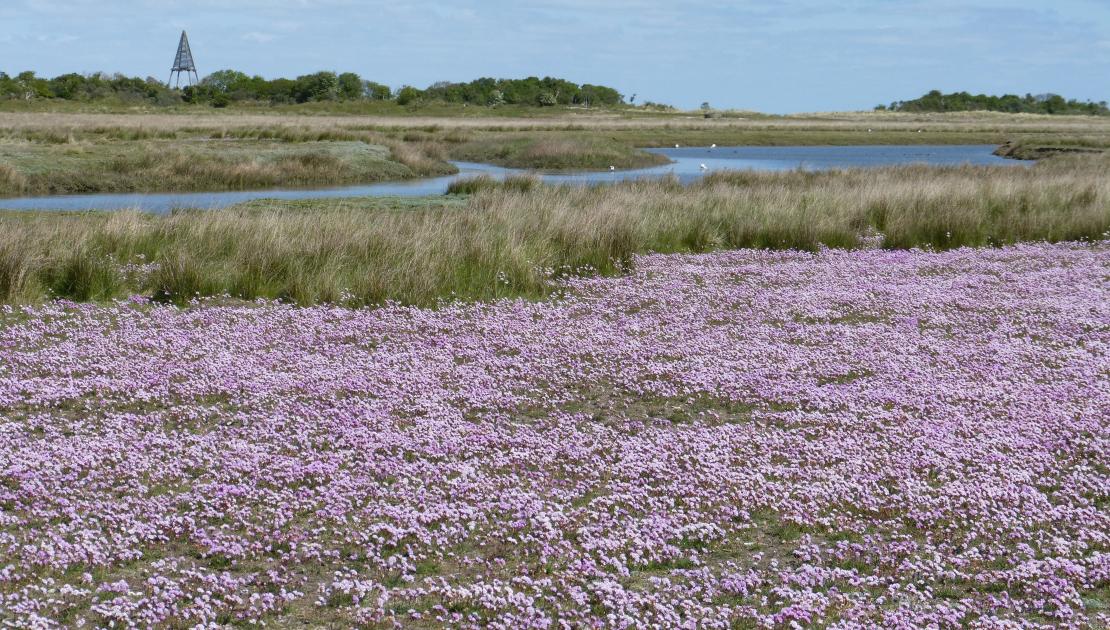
[0,127,457,196]
[449,135,670,170]
[0,140,457,196]
[993,135,1110,160]
[1,153,1106,306]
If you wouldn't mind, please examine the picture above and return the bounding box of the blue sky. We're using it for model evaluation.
[2,0,1108,112]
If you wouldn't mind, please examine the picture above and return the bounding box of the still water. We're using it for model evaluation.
[0,145,1020,214]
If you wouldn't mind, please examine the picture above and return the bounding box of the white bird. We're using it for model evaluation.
[710,143,717,148]
[675,144,680,148]
[699,163,708,171]
[609,165,616,171]
[867,128,873,133]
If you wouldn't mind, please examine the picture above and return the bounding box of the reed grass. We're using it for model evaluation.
[0,155,1105,306]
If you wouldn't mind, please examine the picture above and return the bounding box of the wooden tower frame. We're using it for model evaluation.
[168,31,200,88]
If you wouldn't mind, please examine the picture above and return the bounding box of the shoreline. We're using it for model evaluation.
[0,145,1022,210]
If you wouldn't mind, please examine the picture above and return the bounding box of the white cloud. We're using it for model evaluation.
[242,32,277,44]
[35,33,79,44]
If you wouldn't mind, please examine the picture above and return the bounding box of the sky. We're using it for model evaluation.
[1,0,1108,113]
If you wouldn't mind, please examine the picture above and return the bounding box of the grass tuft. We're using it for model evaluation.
[446,174,538,195]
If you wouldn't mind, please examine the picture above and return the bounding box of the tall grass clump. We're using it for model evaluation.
[0,164,27,195]
[385,141,457,177]
[0,241,37,302]
[43,247,125,301]
[446,175,538,195]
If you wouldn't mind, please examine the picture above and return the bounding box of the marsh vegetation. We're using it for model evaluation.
[1,153,1105,306]
[3,109,1110,195]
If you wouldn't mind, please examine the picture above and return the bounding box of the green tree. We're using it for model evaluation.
[580,84,622,106]
[293,71,338,103]
[47,73,88,99]
[395,85,422,106]
[16,71,50,98]
[0,69,637,110]
[336,72,363,100]
[203,70,251,94]
[0,72,23,99]
[263,78,297,103]
[887,89,1108,116]
[364,81,391,100]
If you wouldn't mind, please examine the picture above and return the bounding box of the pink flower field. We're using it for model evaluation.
[0,242,1107,628]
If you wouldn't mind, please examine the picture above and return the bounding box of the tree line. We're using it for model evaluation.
[0,70,624,108]
[878,90,1109,116]
[0,71,179,105]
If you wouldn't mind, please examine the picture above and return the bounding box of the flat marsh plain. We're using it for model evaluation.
[0,107,1108,628]
[2,108,1110,194]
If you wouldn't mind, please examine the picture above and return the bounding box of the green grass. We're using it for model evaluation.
[0,153,1106,307]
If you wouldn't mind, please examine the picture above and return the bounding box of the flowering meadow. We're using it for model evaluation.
[0,242,1107,628]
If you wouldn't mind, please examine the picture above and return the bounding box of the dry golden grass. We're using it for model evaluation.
[4,110,1110,134]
